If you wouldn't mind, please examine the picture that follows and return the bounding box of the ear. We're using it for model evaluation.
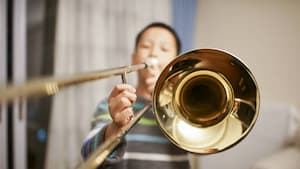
[131,52,138,65]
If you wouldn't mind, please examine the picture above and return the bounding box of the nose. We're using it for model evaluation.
[150,46,160,58]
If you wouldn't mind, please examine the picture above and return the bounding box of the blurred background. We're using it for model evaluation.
[0,0,299,169]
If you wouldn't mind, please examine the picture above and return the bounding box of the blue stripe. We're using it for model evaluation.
[83,135,94,146]
[126,134,169,144]
[97,102,145,112]
[97,103,109,111]
[132,103,145,110]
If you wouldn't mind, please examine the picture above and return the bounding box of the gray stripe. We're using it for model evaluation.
[126,140,187,155]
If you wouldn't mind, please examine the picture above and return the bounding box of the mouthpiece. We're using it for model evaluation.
[145,58,159,71]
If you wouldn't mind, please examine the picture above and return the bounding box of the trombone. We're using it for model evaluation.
[0,49,260,169]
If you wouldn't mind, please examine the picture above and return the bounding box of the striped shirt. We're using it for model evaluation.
[81,97,190,169]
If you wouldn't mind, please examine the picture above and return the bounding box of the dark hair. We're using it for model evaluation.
[134,22,181,55]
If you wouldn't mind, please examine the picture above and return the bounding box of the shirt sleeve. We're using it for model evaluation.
[80,100,127,167]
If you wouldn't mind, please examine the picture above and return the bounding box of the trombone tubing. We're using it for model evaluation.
[0,63,147,103]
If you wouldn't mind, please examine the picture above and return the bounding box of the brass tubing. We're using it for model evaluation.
[0,63,146,103]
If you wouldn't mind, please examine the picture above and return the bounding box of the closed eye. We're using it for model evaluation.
[161,47,170,52]
[140,43,151,49]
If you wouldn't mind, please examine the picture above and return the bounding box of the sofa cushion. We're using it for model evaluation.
[252,147,300,169]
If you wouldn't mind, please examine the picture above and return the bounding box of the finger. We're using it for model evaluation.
[109,96,132,115]
[113,107,134,127]
[110,84,136,98]
[117,90,137,103]
[109,90,137,114]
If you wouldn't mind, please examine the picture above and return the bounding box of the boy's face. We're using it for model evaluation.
[132,27,177,93]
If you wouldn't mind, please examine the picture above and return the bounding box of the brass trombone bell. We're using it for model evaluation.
[153,48,259,154]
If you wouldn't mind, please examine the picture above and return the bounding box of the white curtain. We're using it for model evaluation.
[45,0,171,169]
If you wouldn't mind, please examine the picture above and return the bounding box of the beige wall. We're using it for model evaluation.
[195,0,300,111]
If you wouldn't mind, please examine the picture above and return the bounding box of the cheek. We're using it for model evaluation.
[133,51,149,64]
[158,56,175,70]
[137,69,148,80]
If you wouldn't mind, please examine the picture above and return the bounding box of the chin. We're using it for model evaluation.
[148,86,155,93]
